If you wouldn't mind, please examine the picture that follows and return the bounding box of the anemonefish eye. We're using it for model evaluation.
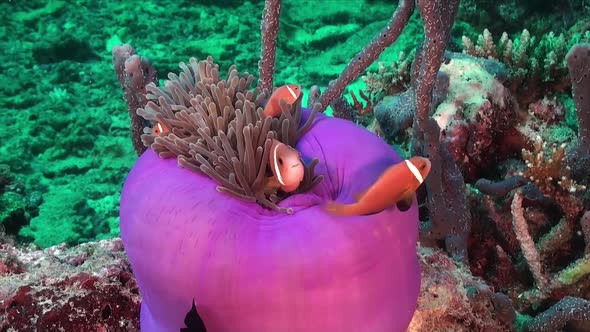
[278,158,284,165]
[420,164,426,170]
[153,123,164,135]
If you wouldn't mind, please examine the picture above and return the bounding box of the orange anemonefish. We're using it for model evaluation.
[262,84,302,118]
[266,139,305,193]
[152,122,169,136]
[325,156,432,216]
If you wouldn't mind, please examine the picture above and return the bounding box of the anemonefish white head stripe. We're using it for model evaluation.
[405,159,424,184]
[273,143,286,185]
[286,85,298,99]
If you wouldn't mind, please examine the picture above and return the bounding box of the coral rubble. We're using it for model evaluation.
[0,237,140,331]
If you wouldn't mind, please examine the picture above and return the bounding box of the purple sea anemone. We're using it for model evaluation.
[120,108,420,331]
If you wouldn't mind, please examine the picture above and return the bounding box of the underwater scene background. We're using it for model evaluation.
[0,0,589,331]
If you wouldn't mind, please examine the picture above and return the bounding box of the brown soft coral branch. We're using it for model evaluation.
[523,296,590,332]
[257,0,281,93]
[112,44,158,156]
[582,211,590,255]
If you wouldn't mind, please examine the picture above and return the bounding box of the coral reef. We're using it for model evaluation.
[409,247,515,332]
[461,28,590,105]
[0,165,41,236]
[335,8,590,332]
[0,237,513,332]
[433,53,515,180]
[0,237,140,331]
[1,0,590,330]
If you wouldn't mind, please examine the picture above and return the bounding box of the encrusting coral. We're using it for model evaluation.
[136,56,322,213]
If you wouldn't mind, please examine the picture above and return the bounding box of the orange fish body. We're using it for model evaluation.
[325,156,432,216]
[265,139,305,193]
[262,84,302,118]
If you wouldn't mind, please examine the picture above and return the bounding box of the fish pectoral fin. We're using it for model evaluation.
[263,176,280,193]
[396,191,415,211]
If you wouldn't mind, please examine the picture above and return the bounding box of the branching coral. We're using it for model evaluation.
[511,190,549,289]
[518,253,590,310]
[519,137,586,195]
[507,44,590,314]
[136,56,322,213]
[462,29,590,105]
[470,146,590,323]
[362,50,414,99]
[488,132,590,311]
[462,29,590,83]
[497,185,590,314]
[518,136,585,221]
[469,50,590,316]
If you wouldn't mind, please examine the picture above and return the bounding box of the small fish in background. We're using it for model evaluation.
[325,156,432,216]
[180,299,207,332]
[152,122,169,136]
[265,139,305,193]
[262,84,302,118]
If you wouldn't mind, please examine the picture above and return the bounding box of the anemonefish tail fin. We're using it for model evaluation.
[324,201,358,216]
[396,191,415,212]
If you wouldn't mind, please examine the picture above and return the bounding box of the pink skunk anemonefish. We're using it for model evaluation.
[325,156,432,216]
[262,84,302,118]
[264,139,305,193]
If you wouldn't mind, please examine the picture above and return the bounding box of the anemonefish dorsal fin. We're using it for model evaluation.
[272,142,286,186]
[405,159,424,184]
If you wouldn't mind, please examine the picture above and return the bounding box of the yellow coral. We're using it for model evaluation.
[519,136,586,195]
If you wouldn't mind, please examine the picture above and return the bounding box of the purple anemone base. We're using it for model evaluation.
[120,110,421,332]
